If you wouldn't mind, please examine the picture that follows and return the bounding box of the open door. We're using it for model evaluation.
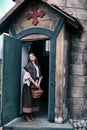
[1,35,21,125]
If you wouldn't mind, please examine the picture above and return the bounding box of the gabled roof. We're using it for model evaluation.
[0,0,83,34]
[0,0,25,34]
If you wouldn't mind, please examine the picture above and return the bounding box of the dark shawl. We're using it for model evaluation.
[24,62,41,81]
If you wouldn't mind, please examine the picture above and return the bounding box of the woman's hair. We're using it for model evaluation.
[24,52,41,74]
[28,52,39,66]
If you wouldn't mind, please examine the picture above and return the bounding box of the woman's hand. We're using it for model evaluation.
[38,76,43,86]
[28,75,43,89]
[34,82,40,88]
[34,76,43,89]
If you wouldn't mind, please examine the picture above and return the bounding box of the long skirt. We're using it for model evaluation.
[22,84,39,113]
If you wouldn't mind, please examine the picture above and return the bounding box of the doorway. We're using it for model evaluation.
[21,39,49,116]
[2,35,55,125]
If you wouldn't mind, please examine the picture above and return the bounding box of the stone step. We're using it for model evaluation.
[3,115,74,130]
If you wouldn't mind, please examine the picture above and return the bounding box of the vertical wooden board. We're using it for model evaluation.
[48,38,56,122]
[55,25,69,123]
[2,35,21,125]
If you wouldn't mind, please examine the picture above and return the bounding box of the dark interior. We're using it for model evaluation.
[30,40,49,115]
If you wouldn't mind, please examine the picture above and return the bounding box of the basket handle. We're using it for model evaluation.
[38,76,43,90]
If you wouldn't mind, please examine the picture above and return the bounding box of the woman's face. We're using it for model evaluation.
[29,53,36,62]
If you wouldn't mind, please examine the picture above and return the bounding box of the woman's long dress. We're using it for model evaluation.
[22,62,41,114]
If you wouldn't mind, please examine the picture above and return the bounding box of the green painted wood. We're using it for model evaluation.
[2,35,21,125]
[10,25,53,39]
[53,16,66,39]
[9,24,17,39]
[48,38,56,122]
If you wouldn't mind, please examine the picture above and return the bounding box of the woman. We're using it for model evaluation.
[22,53,42,122]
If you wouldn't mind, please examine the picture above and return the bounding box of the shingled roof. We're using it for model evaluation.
[0,0,83,34]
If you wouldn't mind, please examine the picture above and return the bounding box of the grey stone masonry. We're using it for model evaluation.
[70,75,86,86]
[77,9,87,20]
[69,86,87,98]
[69,109,87,119]
[70,64,84,75]
[56,0,66,6]
[70,41,87,53]
[70,118,87,130]
[41,0,87,123]
[66,0,87,9]
[69,98,87,110]
[62,0,87,120]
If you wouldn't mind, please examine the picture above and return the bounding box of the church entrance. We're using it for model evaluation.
[2,35,55,125]
[21,39,50,116]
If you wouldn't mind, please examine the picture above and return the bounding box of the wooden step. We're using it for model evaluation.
[3,116,74,130]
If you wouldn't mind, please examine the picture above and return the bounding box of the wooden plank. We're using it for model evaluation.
[2,35,21,125]
[55,25,68,123]
[48,17,65,122]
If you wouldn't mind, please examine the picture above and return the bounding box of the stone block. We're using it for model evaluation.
[77,9,87,20]
[44,0,66,7]
[70,52,87,64]
[70,41,86,53]
[69,109,87,119]
[83,53,87,64]
[85,21,87,31]
[69,86,87,98]
[66,0,86,9]
[85,32,87,43]
[70,64,84,75]
[70,75,86,86]
[64,7,77,17]
[71,31,86,42]
[70,52,83,64]
[57,0,66,6]
[79,20,86,31]
[84,76,87,85]
[68,98,87,110]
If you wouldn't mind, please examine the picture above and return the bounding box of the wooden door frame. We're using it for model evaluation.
[10,16,66,122]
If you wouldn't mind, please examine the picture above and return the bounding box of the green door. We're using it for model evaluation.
[1,35,21,125]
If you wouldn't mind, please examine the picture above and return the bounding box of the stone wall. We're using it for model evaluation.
[60,0,87,119]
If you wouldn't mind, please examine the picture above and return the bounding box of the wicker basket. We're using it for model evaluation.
[31,89,44,98]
